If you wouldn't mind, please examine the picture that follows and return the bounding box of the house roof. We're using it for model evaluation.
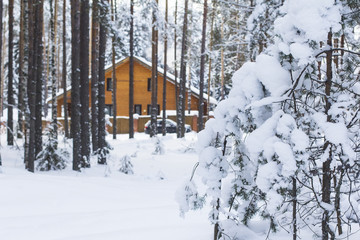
[49,56,218,105]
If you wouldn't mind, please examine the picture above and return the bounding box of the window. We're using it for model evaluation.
[147,78,151,91]
[105,104,113,116]
[107,78,112,91]
[134,104,142,115]
[147,104,160,115]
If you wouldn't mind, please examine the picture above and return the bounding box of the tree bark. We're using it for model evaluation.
[7,0,14,146]
[18,0,26,139]
[150,0,159,137]
[63,0,69,138]
[322,31,333,240]
[207,1,215,120]
[80,0,91,167]
[34,0,44,158]
[97,0,107,164]
[0,0,2,166]
[111,0,117,139]
[71,0,81,170]
[50,0,58,143]
[197,0,207,132]
[161,0,168,136]
[26,0,36,172]
[177,0,189,138]
[174,0,179,137]
[129,0,134,139]
[91,0,99,152]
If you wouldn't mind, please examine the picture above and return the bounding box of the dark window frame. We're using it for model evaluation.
[147,78,151,91]
[105,104,113,116]
[134,104,142,115]
[106,78,112,91]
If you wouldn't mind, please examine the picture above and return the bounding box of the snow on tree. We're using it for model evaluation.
[186,0,360,239]
[119,154,134,175]
[36,125,67,171]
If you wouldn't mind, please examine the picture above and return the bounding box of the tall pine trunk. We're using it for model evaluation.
[322,31,334,240]
[71,0,81,170]
[26,0,36,172]
[197,0,207,132]
[80,0,90,167]
[161,0,168,136]
[0,0,2,166]
[174,0,179,137]
[177,0,189,138]
[207,1,215,119]
[34,0,44,158]
[62,0,69,138]
[150,0,159,138]
[129,0,134,139]
[17,0,26,139]
[7,0,14,146]
[111,0,117,139]
[91,0,99,152]
[97,0,107,165]
[50,0,58,143]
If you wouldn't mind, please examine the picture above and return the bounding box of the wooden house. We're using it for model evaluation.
[54,56,216,118]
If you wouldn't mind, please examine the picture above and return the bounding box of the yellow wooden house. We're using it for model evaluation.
[55,56,216,118]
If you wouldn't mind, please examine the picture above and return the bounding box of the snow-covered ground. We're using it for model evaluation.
[0,132,212,240]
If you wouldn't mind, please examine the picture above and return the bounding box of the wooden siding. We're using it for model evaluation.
[56,58,205,117]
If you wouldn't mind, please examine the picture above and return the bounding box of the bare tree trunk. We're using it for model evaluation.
[150,0,159,138]
[63,0,69,138]
[97,0,107,165]
[174,0,179,137]
[34,0,44,158]
[7,0,14,146]
[0,0,2,166]
[71,0,81,170]
[26,0,36,172]
[197,0,207,132]
[111,0,117,139]
[177,0,189,138]
[80,0,90,167]
[161,0,168,136]
[220,15,224,100]
[50,0,58,143]
[18,0,26,139]
[91,0,99,152]
[322,31,333,240]
[129,0,134,139]
[292,177,297,240]
[207,1,215,120]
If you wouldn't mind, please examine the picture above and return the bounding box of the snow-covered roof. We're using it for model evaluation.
[48,56,218,105]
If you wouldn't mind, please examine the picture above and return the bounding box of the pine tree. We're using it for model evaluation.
[62,0,69,139]
[34,0,44,158]
[17,0,26,139]
[161,0,168,136]
[7,0,14,146]
[71,0,81,170]
[177,0,189,138]
[197,0,208,132]
[150,0,159,138]
[0,0,2,166]
[97,0,108,165]
[80,0,91,167]
[129,0,134,139]
[111,0,117,139]
[91,0,99,152]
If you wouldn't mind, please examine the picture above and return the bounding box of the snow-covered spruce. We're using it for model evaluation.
[187,0,360,239]
[36,125,67,171]
[119,154,134,175]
